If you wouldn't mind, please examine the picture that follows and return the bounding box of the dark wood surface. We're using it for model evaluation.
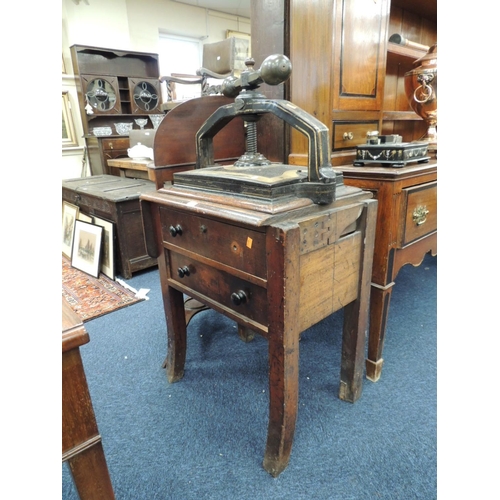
[251,0,437,166]
[62,299,115,499]
[336,159,437,381]
[152,95,246,180]
[141,182,377,477]
[62,175,157,279]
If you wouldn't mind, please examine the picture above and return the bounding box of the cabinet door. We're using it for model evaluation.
[81,75,122,115]
[332,0,390,112]
[128,78,162,114]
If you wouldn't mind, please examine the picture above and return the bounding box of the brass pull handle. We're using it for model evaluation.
[413,205,429,225]
[343,132,354,141]
[109,142,114,149]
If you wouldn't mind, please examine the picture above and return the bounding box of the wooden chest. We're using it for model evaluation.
[62,175,157,279]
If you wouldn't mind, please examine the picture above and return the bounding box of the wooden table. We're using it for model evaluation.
[62,299,115,499]
[336,159,437,382]
[107,157,200,190]
[141,181,377,477]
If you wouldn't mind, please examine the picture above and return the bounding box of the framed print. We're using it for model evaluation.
[62,91,79,148]
[71,220,104,278]
[226,30,251,74]
[93,216,115,280]
[62,201,79,259]
[78,212,93,223]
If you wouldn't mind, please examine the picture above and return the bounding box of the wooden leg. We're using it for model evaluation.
[263,330,299,477]
[66,442,115,500]
[163,286,188,383]
[365,282,393,382]
[339,199,377,401]
[237,324,255,342]
[262,224,300,477]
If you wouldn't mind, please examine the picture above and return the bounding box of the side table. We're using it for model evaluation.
[62,299,115,499]
[141,182,377,477]
[336,160,437,381]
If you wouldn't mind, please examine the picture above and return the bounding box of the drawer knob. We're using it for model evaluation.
[412,205,429,226]
[169,224,183,237]
[177,266,190,278]
[231,290,248,306]
[343,132,354,141]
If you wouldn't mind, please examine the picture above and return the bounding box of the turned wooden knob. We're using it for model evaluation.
[177,266,190,278]
[231,290,248,305]
[169,224,183,237]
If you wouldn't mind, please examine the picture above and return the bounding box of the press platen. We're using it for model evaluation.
[171,55,341,205]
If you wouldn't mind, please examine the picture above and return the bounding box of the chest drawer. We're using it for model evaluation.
[401,181,437,246]
[101,137,129,152]
[167,250,268,326]
[159,208,267,279]
[332,121,379,150]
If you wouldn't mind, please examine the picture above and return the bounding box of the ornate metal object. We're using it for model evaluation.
[354,133,429,167]
[412,205,429,226]
[171,55,341,205]
[404,44,437,152]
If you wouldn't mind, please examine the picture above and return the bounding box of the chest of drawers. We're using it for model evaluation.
[141,182,377,476]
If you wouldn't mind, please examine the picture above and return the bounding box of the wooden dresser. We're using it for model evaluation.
[62,299,115,499]
[141,181,377,477]
[337,159,437,381]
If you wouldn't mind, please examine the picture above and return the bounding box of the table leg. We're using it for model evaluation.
[66,442,115,500]
[339,199,377,400]
[262,224,300,477]
[263,329,299,477]
[365,282,394,382]
[163,286,188,383]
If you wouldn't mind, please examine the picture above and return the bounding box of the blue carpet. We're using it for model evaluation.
[62,254,437,499]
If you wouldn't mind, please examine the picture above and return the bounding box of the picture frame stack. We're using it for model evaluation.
[62,201,115,279]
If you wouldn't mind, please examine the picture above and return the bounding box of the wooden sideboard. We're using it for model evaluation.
[335,159,437,381]
[62,299,115,499]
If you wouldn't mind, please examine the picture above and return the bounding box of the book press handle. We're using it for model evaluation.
[190,54,342,206]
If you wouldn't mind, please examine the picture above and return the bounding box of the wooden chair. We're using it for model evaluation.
[159,37,236,112]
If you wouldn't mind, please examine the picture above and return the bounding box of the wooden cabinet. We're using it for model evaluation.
[140,182,377,476]
[70,45,162,175]
[252,0,436,166]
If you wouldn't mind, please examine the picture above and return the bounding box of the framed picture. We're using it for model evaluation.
[62,91,78,148]
[71,220,104,278]
[93,216,115,280]
[78,212,93,223]
[226,30,251,74]
[62,201,79,259]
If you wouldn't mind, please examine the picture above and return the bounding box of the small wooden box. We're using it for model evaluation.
[62,175,157,279]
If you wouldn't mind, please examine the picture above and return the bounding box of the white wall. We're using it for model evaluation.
[61,0,250,179]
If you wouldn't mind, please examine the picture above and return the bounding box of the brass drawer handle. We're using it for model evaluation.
[343,132,354,141]
[413,205,429,225]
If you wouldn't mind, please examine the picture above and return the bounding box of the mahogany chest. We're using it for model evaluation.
[62,175,157,279]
